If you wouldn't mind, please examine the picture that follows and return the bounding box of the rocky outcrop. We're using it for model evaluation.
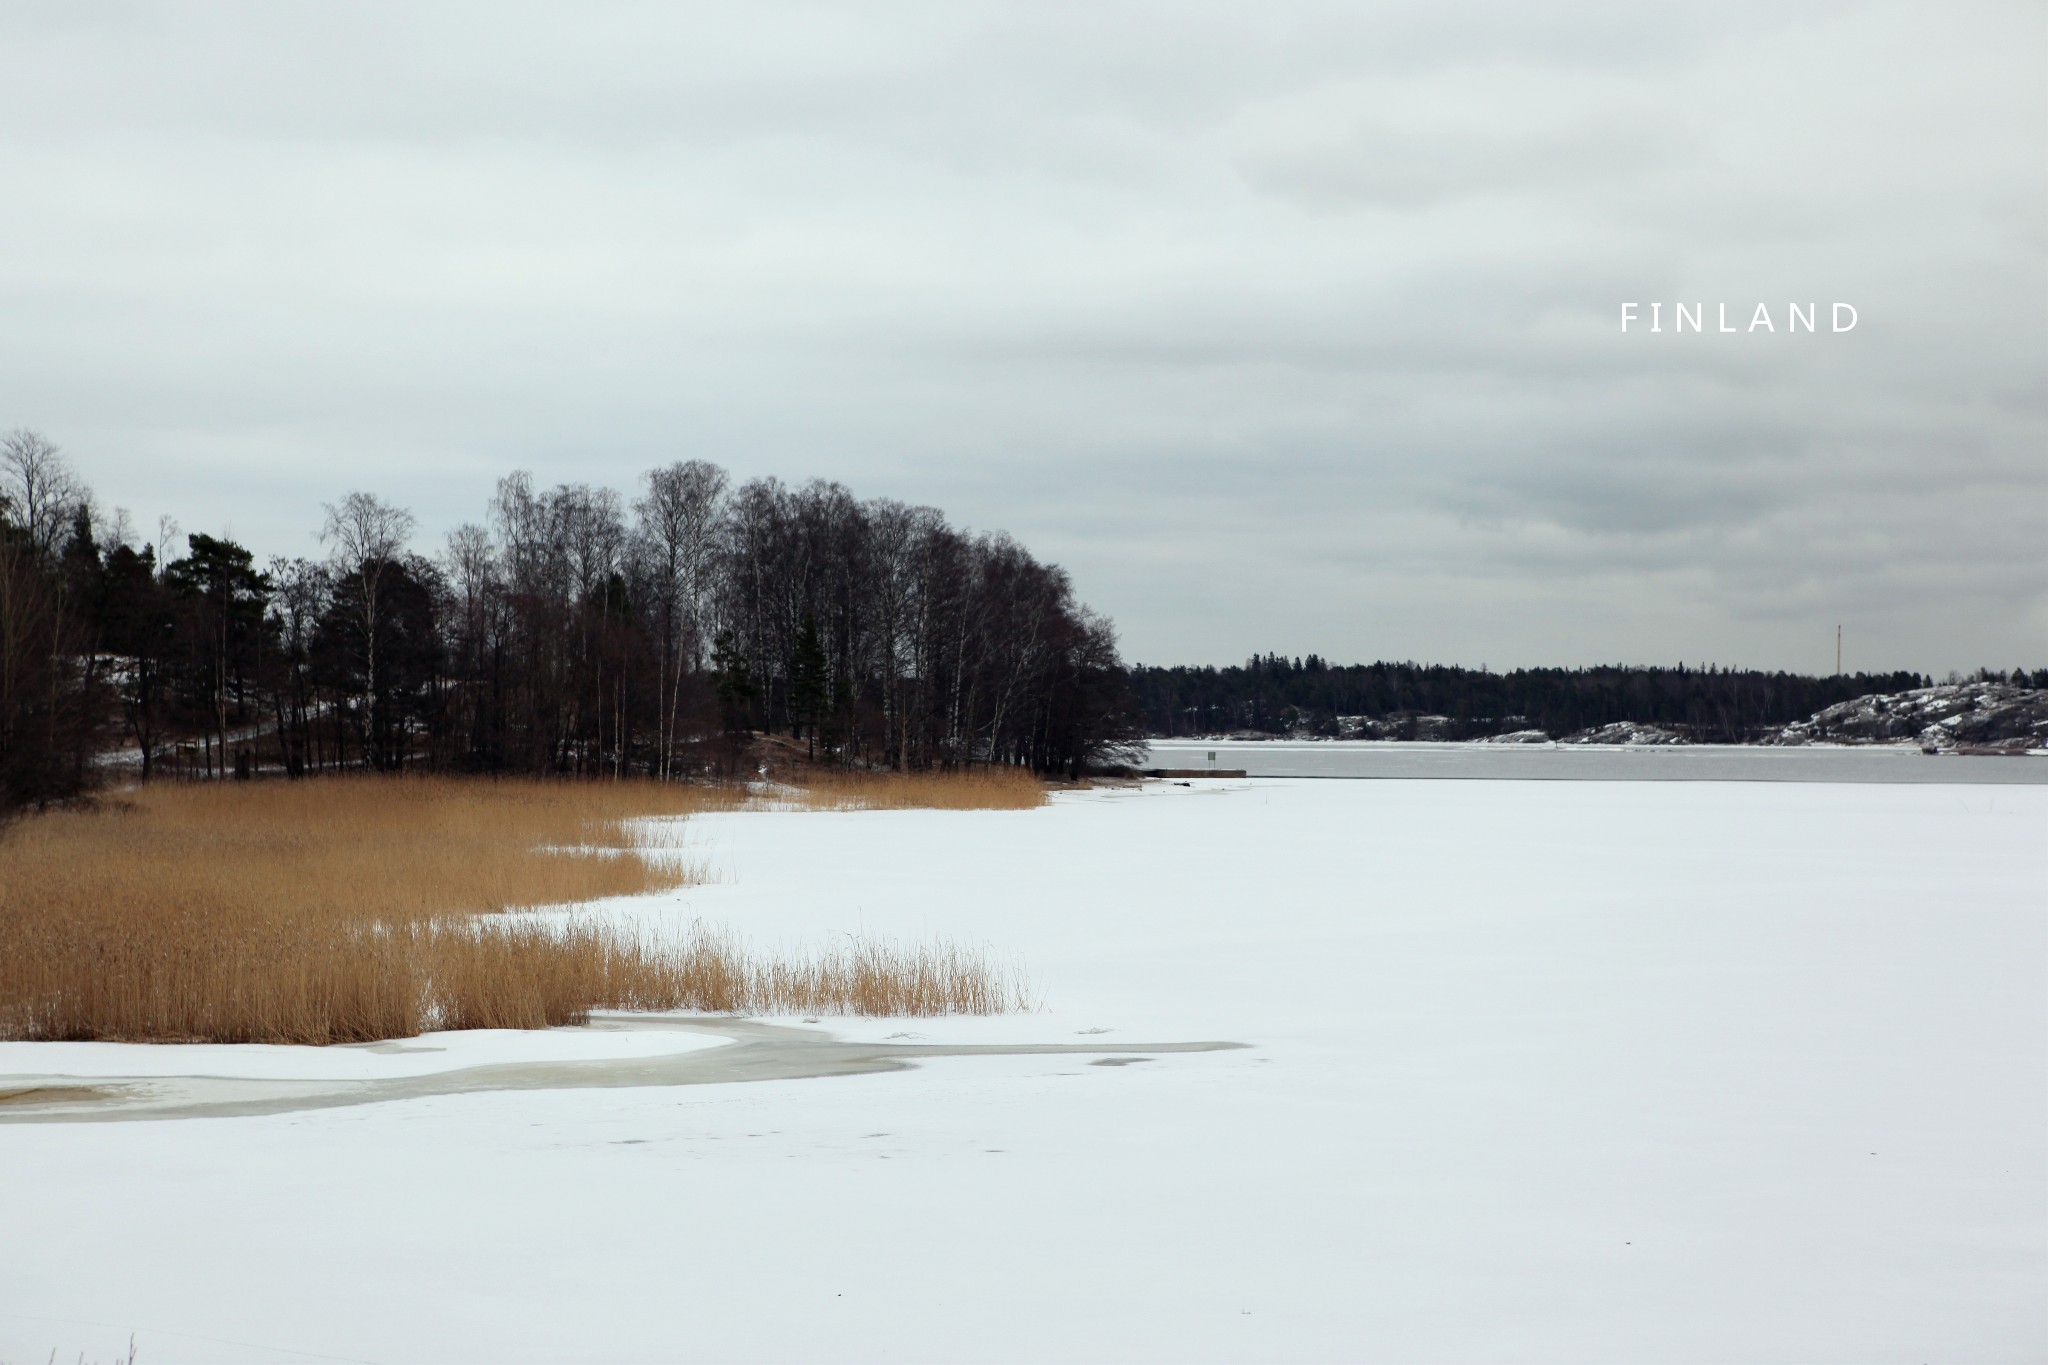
[1772,684,2048,753]
[1558,721,1686,746]
[1337,714,1458,740]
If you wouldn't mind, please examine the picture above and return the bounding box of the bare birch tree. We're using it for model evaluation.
[1,430,85,562]
[635,460,727,777]
[320,491,416,768]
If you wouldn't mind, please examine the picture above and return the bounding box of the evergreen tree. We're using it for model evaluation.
[165,533,271,778]
[709,628,756,771]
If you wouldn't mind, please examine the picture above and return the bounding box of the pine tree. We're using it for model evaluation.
[710,629,755,734]
[709,628,757,777]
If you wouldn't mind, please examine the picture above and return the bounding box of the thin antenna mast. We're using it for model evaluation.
[1836,625,1842,677]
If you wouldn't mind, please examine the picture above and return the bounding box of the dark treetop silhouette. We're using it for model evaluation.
[0,433,1144,807]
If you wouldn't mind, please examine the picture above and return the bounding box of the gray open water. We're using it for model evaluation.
[1142,741,2048,784]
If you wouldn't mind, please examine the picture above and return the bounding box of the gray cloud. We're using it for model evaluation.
[0,0,2040,674]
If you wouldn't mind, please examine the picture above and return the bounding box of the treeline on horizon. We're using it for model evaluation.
[1130,654,2041,742]
[0,429,1144,809]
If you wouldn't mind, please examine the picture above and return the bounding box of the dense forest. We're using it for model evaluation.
[1129,655,2039,743]
[0,429,1144,809]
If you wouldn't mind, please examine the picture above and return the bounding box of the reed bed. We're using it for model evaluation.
[584,921,1027,1018]
[0,773,1036,1044]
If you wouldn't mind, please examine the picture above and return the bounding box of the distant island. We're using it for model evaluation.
[1131,658,2046,754]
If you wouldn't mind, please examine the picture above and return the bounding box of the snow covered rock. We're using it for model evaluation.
[1334,714,1457,740]
[1559,721,1687,746]
[1773,684,2048,752]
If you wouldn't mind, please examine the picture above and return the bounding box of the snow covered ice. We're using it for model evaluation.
[3,777,2043,1363]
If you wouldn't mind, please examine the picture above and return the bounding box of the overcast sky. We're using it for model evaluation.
[2,2,2041,673]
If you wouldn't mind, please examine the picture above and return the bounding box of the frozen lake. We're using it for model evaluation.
[4,779,2042,1363]
[1144,739,2048,783]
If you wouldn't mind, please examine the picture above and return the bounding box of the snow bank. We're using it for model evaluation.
[0,1020,727,1083]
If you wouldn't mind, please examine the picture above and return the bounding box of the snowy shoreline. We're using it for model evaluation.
[0,1015,1242,1124]
[4,778,2042,1363]
[1140,739,2048,783]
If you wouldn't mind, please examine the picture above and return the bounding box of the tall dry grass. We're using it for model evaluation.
[0,773,1035,1044]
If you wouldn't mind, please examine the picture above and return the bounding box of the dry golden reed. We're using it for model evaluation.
[0,772,1037,1045]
